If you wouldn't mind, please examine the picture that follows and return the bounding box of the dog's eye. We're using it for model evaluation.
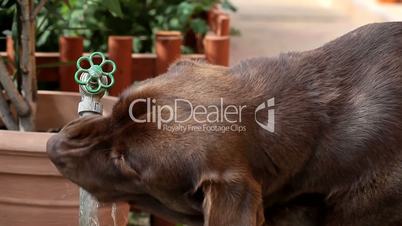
[186,186,204,204]
[110,148,122,160]
[192,186,204,203]
[184,186,204,211]
[109,149,139,178]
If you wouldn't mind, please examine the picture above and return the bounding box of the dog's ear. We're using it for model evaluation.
[199,175,265,226]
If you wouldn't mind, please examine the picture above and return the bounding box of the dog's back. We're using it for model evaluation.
[233,22,402,225]
[311,22,402,225]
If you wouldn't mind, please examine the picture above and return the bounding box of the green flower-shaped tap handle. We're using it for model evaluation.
[74,52,116,94]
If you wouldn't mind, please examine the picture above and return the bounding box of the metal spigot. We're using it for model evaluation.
[74,52,116,116]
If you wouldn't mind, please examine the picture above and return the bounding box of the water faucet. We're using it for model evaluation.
[75,52,116,116]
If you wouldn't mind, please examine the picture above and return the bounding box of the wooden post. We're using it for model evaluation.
[217,14,230,36]
[156,31,182,75]
[204,34,230,66]
[208,6,219,33]
[59,36,83,92]
[132,54,156,81]
[17,0,37,131]
[108,36,133,96]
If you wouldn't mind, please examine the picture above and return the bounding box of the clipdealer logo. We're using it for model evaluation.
[128,97,275,133]
[254,98,275,133]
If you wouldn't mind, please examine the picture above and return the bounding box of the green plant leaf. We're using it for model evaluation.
[2,29,11,36]
[177,2,194,23]
[36,29,51,47]
[0,0,15,9]
[221,0,237,12]
[190,18,208,35]
[181,45,193,54]
[230,27,241,36]
[169,18,180,30]
[104,0,123,18]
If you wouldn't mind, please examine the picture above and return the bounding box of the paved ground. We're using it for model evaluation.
[228,0,389,65]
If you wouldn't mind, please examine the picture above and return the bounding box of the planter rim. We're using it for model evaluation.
[109,35,133,40]
[0,90,117,155]
[156,36,183,41]
[0,196,77,207]
[0,130,53,154]
[218,13,230,19]
[35,52,60,57]
[37,90,117,100]
[204,34,230,40]
[59,36,84,39]
[132,53,156,59]
[156,31,182,37]
[155,31,183,40]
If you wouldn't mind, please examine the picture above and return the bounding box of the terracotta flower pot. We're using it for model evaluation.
[59,36,84,92]
[108,36,133,96]
[156,31,182,75]
[204,34,230,66]
[0,91,129,226]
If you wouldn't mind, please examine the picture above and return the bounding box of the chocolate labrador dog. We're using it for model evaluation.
[47,22,402,226]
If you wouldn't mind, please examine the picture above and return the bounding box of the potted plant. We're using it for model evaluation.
[0,1,129,225]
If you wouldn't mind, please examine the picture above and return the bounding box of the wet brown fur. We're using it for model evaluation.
[47,22,402,226]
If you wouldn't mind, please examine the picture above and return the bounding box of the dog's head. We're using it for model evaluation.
[46,60,235,202]
[46,114,146,201]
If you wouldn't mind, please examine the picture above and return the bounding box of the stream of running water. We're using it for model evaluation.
[79,188,121,226]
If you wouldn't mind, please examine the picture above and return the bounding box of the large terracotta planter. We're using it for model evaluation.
[0,91,129,226]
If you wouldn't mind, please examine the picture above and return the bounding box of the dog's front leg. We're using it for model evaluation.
[129,195,203,226]
[201,176,265,226]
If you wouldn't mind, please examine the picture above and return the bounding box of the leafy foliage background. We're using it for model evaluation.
[1,0,237,53]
